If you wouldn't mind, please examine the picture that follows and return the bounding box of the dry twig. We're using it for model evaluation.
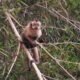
[37,42,76,80]
[5,42,21,80]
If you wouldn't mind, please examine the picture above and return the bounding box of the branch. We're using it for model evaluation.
[5,12,22,41]
[37,42,76,80]
[9,13,24,29]
[42,73,55,80]
[51,8,80,31]
[5,42,20,80]
[42,42,80,46]
[35,4,80,31]
[58,1,69,17]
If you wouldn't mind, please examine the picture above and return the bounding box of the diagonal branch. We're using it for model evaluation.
[5,42,21,80]
[37,42,76,80]
[9,13,24,28]
[35,4,80,31]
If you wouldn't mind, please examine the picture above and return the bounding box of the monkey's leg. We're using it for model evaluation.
[31,47,40,64]
[27,49,35,71]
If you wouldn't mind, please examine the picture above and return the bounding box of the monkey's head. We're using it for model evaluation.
[29,20,42,30]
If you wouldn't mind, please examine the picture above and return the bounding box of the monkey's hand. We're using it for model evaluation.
[27,37,38,46]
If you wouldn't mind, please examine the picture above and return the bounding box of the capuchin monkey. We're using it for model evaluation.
[22,20,42,70]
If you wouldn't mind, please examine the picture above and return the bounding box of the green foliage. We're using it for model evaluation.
[0,0,80,80]
[67,0,80,20]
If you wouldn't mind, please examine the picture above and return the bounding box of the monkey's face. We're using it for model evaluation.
[30,20,41,30]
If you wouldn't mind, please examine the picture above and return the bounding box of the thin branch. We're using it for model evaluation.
[43,42,80,65]
[9,13,24,29]
[56,59,80,65]
[0,48,9,54]
[42,41,80,46]
[42,73,55,80]
[5,42,21,80]
[0,51,8,57]
[62,0,67,6]
[58,1,69,17]
[2,65,6,76]
[37,42,76,80]
[35,4,80,31]
[5,12,22,41]
[42,42,80,65]
[51,8,80,31]
[20,1,29,7]
[44,26,65,30]
[70,19,80,25]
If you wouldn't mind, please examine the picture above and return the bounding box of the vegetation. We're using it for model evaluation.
[0,0,80,80]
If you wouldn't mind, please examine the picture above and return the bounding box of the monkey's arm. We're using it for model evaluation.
[22,34,38,49]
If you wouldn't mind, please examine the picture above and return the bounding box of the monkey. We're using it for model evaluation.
[22,20,42,70]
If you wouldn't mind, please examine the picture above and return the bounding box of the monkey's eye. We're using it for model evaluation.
[32,23,39,26]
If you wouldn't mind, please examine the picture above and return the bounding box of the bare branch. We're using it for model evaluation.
[9,13,24,29]
[37,42,76,80]
[58,1,69,17]
[5,42,21,80]
[5,12,22,41]
[35,4,80,31]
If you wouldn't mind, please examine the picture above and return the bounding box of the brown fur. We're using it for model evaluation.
[22,20,42,70]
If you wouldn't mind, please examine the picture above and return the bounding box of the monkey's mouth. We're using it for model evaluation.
[31,26,40,30]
